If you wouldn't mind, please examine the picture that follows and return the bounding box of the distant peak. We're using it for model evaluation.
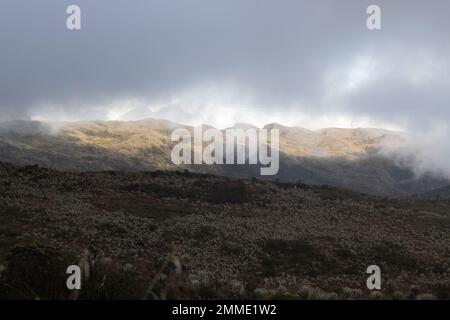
[230,123,258,130]
[263,122,288,130]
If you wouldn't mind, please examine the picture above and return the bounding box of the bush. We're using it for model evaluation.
[261,239,327,276]
[79,258,145,300]
[1,243,72,299]
[370,241,419,271]
[209,181,249,204]
[122,183,175,197]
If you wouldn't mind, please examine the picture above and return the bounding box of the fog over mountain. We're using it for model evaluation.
[0,1,449,177]
[0,119,448,197]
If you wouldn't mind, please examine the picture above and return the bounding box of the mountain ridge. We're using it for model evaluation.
[0,118,447,196]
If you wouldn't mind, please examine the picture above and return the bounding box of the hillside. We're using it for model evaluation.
[0,119,447,196]
[0,162,449,299]
[417,185,450,200]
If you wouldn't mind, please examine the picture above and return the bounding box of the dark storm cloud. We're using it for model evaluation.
[0,0,449,132]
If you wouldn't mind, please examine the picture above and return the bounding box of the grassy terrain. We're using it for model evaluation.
[0,162,449,299]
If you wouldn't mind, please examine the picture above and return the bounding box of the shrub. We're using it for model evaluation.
[369,291,384,299]
[79,258,145,300]
[417,293,436,300]
[261,239,326,277]
[340,287,363,299]
[209,180,249,204]
[1,243,72,299]
[122,183,175,197]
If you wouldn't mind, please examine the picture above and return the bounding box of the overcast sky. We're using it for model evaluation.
[0,0,449,132]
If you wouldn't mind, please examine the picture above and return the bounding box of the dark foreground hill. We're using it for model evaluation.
[0,163,449,299]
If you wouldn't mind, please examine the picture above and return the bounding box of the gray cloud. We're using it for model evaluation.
[0,0,448,126]
[0,0,450,175]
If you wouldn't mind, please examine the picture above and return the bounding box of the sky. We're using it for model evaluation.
[0,0,449,134]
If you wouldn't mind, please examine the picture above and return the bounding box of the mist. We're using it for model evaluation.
[0,0,449,178]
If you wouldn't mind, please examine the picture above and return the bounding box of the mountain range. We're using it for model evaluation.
[0,119,448,196]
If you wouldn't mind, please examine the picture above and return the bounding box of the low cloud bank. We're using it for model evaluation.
[380,128,450,180]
